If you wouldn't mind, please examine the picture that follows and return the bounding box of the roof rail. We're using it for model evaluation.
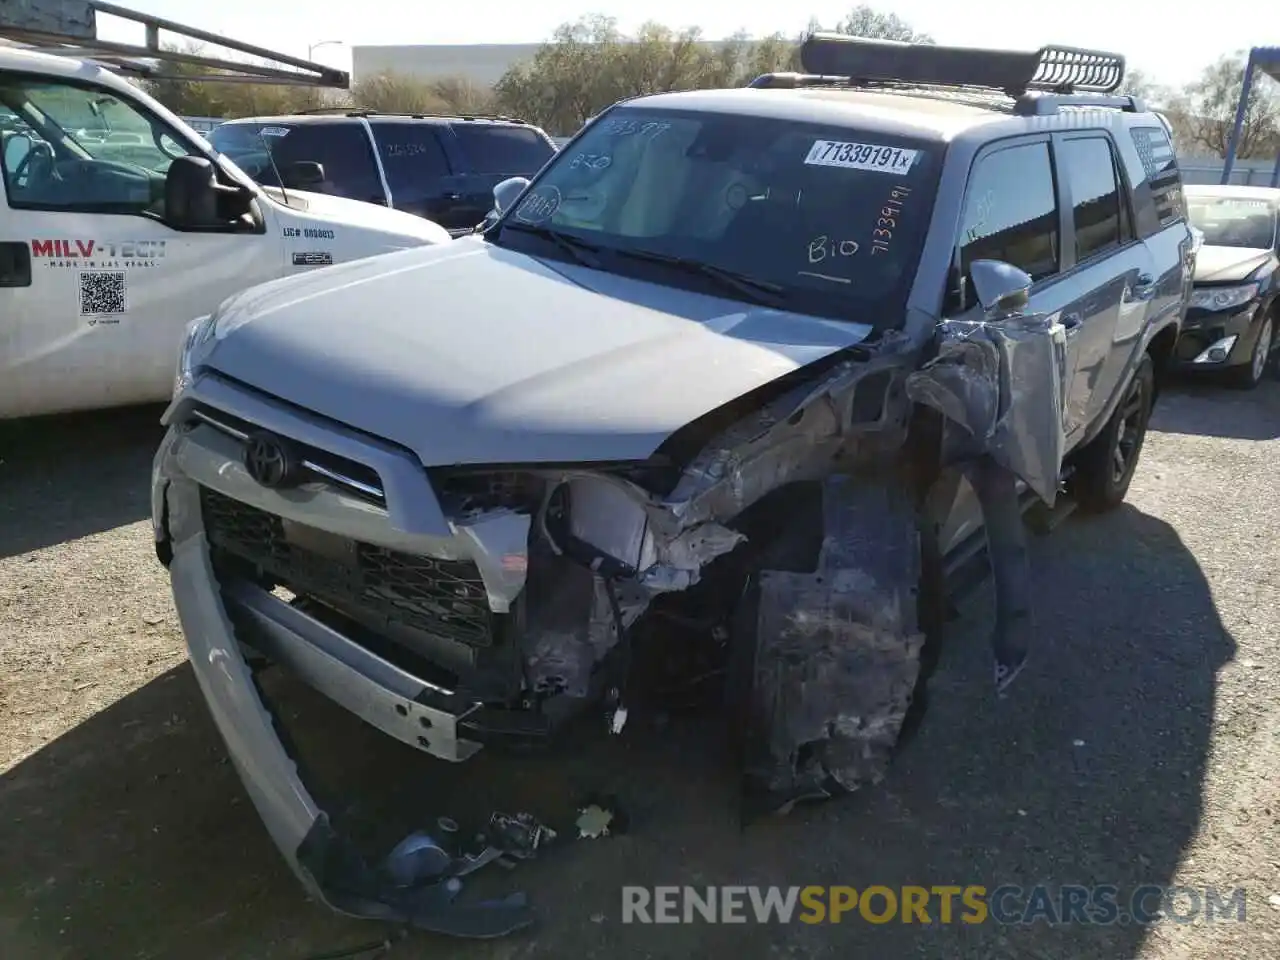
[0,0,348,87]
[1013,92,1146,115]
[292,108,529,123]
[794,33,1126,96]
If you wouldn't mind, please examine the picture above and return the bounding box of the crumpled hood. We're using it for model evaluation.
[200,237,875,466]
[1192,244,1275,284]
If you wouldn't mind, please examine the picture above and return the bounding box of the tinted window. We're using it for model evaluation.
[959,142,1059,282]
[1061,137,1123,261]
[494,108,941,325]
[370,122,451,195]
[1130,126,1185,226]
[451,124,554,176]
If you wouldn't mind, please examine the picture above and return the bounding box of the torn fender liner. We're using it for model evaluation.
[905,315,1068,506]
[169,537,533,938]
[737,475,925,814]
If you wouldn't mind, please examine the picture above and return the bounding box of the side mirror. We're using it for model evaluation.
[280,160,325,190]
[165,155,245,230]
[492,176,530,215]
[969,259,1032,318]
[2,132,32,174]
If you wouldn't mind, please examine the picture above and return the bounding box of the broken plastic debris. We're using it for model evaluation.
[1072,739,1086,747]
[576,805,613,839]
[610,706,629,735]
[383,830,452,887]
[486,811,556,860]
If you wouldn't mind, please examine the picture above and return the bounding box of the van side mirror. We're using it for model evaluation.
[3,132,32,175]
[165,155,247,230]
[281,160,325,190]
[969,259,1032,318]
[492,176,530,215]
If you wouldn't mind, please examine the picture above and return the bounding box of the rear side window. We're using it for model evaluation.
[450,124,554,176]
[1059,137,1124,261]
[959,141,1059,282]
[372,122,451,194]
[1130,126,1185,226]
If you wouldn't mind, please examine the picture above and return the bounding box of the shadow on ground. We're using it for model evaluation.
[0,405,166,560]
[1152,375,1280,440]
[0,502,1233,960]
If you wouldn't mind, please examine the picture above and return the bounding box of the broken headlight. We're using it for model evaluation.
[1189,283,1259,313]
[546,478,657,576]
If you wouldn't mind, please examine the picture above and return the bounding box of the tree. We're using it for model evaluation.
[494,7,930,134]
[1181,53,1280,159]
[835,5,933,43]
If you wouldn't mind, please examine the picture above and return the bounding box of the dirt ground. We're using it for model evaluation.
[2,380,1279,960]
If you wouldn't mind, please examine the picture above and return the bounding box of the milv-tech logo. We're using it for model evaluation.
[30,239,167,269]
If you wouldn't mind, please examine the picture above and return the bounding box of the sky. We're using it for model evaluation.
[92,0,1269,90]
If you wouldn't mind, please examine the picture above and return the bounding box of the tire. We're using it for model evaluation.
[1072,353,1155,514]
[1227,313,1274,390]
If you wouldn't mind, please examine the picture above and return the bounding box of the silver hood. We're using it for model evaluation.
[199,237,875,466]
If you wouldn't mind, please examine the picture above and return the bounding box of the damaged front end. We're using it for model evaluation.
[153,289,1069,930]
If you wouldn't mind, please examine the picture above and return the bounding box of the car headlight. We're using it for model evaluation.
[1189,283,1259,312]
[173,313,216,397]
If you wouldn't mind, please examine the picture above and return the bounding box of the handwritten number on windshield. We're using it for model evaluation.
[808,236,860,264]
[872,184,911,256]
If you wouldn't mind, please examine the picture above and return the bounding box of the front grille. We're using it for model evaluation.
[187,404,385,505]
[201,488,496,647]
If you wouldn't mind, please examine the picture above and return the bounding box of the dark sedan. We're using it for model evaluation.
[1177,185,1279,388]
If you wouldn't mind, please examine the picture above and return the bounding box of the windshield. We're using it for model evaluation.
[492,107,941,324]
[7,82,188,174]
[1187,196,1278,250]
[208,122,291,184]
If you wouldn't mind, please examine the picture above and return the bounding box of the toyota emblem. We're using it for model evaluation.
[243,431,299,488]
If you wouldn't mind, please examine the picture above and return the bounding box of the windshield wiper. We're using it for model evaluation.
[612,248,785,306]
[501,222,602,268]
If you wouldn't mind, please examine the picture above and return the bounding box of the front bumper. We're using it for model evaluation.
[1174,302,1260,368]
[152,384,535,935]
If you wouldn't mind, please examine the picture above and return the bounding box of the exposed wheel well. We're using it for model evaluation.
[1146,324,1179,401]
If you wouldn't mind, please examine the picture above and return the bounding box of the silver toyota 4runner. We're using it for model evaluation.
[151,35,1193,934]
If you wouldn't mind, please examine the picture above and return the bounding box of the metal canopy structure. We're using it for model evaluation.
[1221,46,1280,186]
[0,0,349,88]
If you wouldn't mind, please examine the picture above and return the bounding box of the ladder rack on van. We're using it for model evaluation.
[0,0,349,88]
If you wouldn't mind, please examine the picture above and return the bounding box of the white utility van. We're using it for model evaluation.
[0,47,452,420]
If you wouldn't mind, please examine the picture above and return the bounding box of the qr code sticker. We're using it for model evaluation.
[79,271,126,318]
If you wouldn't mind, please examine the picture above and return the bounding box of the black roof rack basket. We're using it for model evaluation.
[798,33,1126,95]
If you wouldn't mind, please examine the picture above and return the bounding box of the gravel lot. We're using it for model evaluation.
[2,380,1279,960]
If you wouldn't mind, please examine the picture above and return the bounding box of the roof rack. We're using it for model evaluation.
[783,33,1126,96]
[292,108,528,123]
[0,0,348,87]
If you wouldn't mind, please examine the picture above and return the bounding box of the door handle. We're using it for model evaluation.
[1128,272,1156,301]
[0,241,32,288]
[1062,312,1083,338]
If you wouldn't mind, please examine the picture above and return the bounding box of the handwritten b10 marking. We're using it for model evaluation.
[808,236,860,264]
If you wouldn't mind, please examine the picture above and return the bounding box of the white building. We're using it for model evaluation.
[351,44,543,87]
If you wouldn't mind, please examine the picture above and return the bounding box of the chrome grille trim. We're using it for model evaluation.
[190,408,386,502]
